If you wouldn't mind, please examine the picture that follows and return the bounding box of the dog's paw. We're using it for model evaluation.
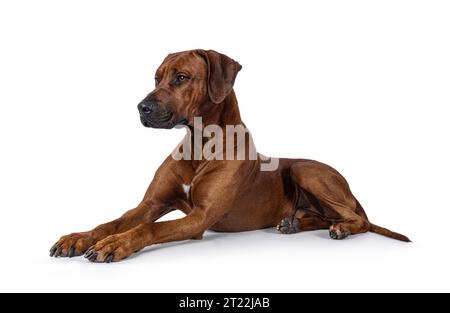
[50,232,96,257]
[84,234,135,263]
[329,224,351,240]
[276,216,300,234]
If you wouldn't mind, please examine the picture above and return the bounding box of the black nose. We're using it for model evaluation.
[138,100,154,114]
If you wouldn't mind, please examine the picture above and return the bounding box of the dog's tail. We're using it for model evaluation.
[369,223,411,242]
[356,200,410,242]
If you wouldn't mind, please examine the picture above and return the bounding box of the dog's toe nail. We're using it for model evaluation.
[84,247,94,257]
[55,247,63,257]
[50,244,57,254]
[50,244,61,257]
[68,247,75,258]
[105,253,114,263]
[88,252,98,262]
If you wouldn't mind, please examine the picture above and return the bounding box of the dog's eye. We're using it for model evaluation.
[175,74,189,85]
[155,77,159,86]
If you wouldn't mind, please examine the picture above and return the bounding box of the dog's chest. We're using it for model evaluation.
[182,184,191,198]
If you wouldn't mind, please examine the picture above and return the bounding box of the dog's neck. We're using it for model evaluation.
[217,90,242,128]
[197,90,243,128]
[181,90,257,166]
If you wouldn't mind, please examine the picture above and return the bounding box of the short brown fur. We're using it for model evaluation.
[50,50,410,262]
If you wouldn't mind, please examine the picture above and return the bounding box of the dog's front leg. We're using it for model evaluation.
[49,202,172,258]
[50,157,195,258]
[84,209,213,263]
[83,163,235,262]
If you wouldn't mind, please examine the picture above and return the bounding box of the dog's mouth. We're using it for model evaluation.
[137,99,188,129]
[140,114,188,129]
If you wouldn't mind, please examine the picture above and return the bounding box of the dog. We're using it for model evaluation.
[50,49,410,263]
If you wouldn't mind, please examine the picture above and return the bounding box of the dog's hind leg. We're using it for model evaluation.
[289,160,370,240]
[277,211,331,234]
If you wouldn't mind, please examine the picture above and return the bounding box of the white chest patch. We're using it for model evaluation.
[182,184,191,198]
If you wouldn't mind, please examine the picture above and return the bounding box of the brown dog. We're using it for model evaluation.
[50,49,410,263]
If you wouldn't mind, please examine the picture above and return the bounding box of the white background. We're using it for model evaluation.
[0,0,449,292]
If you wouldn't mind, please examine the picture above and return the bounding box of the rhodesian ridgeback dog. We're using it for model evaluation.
[50,49,410,262]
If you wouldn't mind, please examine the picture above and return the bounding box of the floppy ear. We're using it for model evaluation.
[197,49,242,104]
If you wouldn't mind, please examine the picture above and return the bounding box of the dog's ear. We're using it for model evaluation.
[197,50,242,104]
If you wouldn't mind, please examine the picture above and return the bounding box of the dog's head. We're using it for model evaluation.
[138,49,241,129]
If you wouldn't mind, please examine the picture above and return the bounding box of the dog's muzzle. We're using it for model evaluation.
[138,100,187,129]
